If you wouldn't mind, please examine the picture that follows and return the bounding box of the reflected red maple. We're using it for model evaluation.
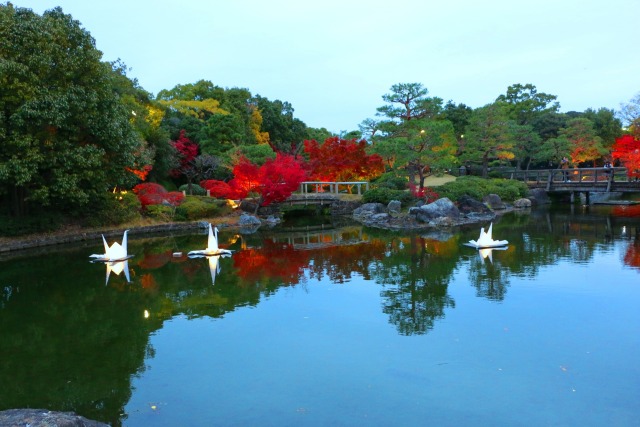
[623,242,640,269]
[138,250,173,270]
[612,205,640,218]
[232,236,387,287]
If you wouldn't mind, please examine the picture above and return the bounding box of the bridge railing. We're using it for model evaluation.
[505,167,627,184]
[297,181,370,195]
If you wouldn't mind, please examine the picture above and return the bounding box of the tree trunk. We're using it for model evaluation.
[482,155,489,178]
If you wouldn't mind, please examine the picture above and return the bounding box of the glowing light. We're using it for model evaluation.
[226,199,239,209]
[144,310,150,318]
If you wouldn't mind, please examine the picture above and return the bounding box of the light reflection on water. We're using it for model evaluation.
[0,205,639,426]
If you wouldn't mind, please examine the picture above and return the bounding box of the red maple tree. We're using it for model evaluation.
[170,129,199,178]
[611,134,640,179]
[201,154,307,207]
[133,182,185,208]
[304,137,385,182]
[258,153,308,206]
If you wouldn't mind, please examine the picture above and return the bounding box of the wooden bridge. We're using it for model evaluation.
[503,167,640,194]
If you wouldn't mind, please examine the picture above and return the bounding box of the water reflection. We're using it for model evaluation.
[103,259,131,284]
[1,205,639,425]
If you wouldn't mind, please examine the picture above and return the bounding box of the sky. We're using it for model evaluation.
[21,0,640,133]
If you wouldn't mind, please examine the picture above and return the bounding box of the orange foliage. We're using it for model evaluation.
[304,137,384,182]
[126,165,152,181]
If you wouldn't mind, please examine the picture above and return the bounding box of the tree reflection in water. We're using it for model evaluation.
[1,205,639,425]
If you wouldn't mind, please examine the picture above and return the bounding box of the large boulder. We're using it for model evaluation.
[238,213,262,233]
[387,200,402,214]
[410,197,460,223]
[353,203,386,220]
[528,188,550,205]
[483,193,506,210]
[457,195,493,215]
[514,198,532,208]
[0,409,108,427]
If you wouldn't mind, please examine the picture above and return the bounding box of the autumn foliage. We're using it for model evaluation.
[201,154,307,206]
[126,164,153,181]
[409,183,439,203]
[132,182,185,208]
[611,134,640,179]
[304,137,384,182]
[170,129,199,178]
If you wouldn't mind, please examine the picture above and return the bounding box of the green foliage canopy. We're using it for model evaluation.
[0,5,141,216]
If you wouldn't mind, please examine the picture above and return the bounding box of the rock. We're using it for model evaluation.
[528,188,550,205]
[387,200,401,214]
[353,203,386,220]
[238,213,261,228]
[0,409,108,427]
[265,215,281,224]
[483,193,505,210]
[457,195,493,215]
[411,197,460,223]
[371,213,390,222]
[514,198,532,208]
[239,199,259,213]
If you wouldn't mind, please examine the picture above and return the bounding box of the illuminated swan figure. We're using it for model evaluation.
[188,224,233,257]
[89,230,131,262]
[466,223,508,249]
[89,230,133,284]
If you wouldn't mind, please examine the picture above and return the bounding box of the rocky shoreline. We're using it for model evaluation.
[0,192,541,254]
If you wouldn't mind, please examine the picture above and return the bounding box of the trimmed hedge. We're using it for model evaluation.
[179,183,207,196]
[174,196,231,221]
[372,173,408,190]
[436,176,528,202]
[362,188,416,205]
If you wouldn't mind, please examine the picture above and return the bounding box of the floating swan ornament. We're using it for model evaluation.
[188,224,234,257]
[89,230,133,284]
[89,230,133,262]
[465,223,508,249]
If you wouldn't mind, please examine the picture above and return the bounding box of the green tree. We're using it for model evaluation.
[460,104,515,177]
[495,83,560,126]
[581,108,623,149]
[199,113,245,155]
[509,122,541,170]
[442,100,473,140]
[563,118,607,166]
[376,83,443,122]
[370,83,455,188]
[0,5,142,217]
[254,96,308,155]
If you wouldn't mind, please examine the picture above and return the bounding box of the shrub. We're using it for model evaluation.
[373,173,408,190]
[179,183,206,196]
[0,212,63,236]
[87,191,142,227]
[146,204,175,221]
[437,176,528,202]
[174,196,228,221]
[362,188,416,205]
[133,183,185,209]
[201,180,234,198]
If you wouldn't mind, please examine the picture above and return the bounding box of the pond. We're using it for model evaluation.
[1,204,639,426]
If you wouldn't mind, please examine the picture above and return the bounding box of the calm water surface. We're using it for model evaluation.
[1,205,639,426]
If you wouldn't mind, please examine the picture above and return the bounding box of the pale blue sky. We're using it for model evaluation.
[23,0,640,133]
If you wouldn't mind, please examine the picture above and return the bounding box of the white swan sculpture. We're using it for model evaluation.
[89,230,133,284]
[188,224,233,257]
[466,223,508,249]
[89,230,132,262]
